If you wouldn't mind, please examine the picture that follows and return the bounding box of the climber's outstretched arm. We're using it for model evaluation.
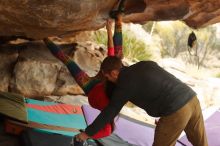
[113,13,123,59]
[43,38,99,95]
[106,19,114,56]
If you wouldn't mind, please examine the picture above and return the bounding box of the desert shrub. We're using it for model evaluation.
[92,29,152,61]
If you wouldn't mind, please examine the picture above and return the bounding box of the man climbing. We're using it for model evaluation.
[76,56,208,146]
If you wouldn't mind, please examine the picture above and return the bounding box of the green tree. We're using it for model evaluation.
[142,21,219,67]
[92,30,107,46]
[92,29,152,61]
[152,21,190,58]
[193,26,217,67]
[122,30,152,61]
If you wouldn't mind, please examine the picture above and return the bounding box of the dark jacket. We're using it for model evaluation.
[85,61,196,136]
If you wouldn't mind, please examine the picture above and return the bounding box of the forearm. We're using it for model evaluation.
[107,28,115,56]
[66,63,100,94]
[85,104,119,136]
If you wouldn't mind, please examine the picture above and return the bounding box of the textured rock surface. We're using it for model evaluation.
[0,0,116,39]
[0,45,19,92]
[123,0,220,29]
[9,42,61,97]
[1,41,106,97]
[0,0,219,39]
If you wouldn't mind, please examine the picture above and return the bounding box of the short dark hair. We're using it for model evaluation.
[101,56,122,73]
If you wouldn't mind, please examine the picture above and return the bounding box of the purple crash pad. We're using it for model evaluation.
[82,105,183,146]
[179,110,220,146]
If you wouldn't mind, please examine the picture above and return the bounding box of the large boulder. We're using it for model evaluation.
[0,45,19,92]
[0,41,106,97]
[9,42,61,97]
[0,0,219,39]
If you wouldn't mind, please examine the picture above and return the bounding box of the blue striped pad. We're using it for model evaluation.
[26,99,56,106]
[27,104,86,136]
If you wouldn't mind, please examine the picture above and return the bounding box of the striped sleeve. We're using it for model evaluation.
[43,38,100,94]
[113,20,123,58]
